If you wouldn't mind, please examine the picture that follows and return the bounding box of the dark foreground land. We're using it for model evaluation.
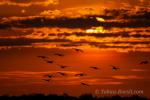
[0,94,149,100]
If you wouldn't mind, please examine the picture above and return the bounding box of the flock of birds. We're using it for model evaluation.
[37,48,149,87]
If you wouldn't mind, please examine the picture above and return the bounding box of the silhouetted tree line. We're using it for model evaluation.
[0,94,148,100]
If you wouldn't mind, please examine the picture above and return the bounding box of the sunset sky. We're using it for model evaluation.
[0,0,150,98]
[0,0,149,17]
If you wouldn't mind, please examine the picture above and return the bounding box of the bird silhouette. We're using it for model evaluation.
[89,66,99,70]
[46,60,54,64]
[75,73,87,77]
[54,53,64,57]
[74,48,83,52]
[81,82,90,86]
[37,56,48,59]
[57,72,67,76]
[42,79,51,82]
[44,74,53,78]
[57,64,69,69]
[139,60,149,64]
[110,65,120,70]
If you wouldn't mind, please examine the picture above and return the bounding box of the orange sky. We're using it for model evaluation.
[0,48,150,97]
[0,0,150,98]
[0,0,149,17]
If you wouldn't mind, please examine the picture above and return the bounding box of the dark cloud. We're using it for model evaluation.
[0,38,71,46]
[55,32,150,38]
[37,31,150,39]
[0,37,150,50]
[0,9,150,29]
[103,8,150,19]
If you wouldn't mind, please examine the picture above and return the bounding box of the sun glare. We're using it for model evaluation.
[86,27,104,33]
[96,17,105,22]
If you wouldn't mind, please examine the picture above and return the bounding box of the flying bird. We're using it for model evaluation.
[81,82,90,86]
[57,72,67,76]
[42,79,51,82]
[46,60,54,64]
[75,73,87,77]
[110,65,120,70]
[57,64,69,69]
[44,74,53,78]
[54,53,64,57]
[37,56,48,59]
[139,60,149,64]
[89,66,99,70]
[74,48,84,52]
